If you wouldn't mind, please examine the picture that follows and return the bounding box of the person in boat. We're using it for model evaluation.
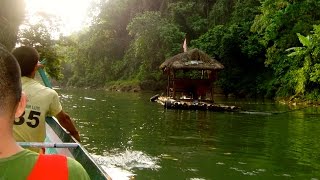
[0,46,90,179]
[11,46,80,152]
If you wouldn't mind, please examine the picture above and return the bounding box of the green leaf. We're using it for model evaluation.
[297,33,311,47]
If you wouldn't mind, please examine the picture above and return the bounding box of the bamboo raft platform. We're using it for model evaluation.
[151,95,240,112]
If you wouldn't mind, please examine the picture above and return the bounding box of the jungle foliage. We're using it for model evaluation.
[18,13,64,79]
[3,0,320,100]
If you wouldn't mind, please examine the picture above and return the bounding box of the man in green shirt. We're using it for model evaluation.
[0,45,90,179]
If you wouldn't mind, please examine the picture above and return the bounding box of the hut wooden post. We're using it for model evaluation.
[167,73,170,97]
[172,71,176,99]
[211,86,214,102]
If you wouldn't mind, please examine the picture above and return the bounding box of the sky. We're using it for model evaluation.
[24,0,93,35]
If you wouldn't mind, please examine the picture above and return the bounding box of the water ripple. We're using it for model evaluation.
[92,149,160,179]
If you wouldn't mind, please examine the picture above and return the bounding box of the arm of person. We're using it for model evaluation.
[55,110,81,142]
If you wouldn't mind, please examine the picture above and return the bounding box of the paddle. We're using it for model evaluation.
[38,59,52,88]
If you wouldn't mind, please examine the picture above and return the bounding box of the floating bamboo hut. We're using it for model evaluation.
[151,48,240,112]
[159,48,224,101]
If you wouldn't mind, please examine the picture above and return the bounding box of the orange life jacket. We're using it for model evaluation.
[27,154,68,180]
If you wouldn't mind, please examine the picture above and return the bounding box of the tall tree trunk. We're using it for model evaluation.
[0,0,25,50]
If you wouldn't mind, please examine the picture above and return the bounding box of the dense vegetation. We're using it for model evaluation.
[2,0,320,101]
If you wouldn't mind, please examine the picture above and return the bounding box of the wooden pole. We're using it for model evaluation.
[18,142,79,148]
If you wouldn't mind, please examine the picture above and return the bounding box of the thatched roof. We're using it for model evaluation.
[160,48,224,71]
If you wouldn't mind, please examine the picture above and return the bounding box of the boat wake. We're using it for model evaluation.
[92,149,160,179]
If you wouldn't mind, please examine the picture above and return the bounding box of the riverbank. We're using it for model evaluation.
[59,78,320,106]
[277,96,320,107]
[105,83,141,92]
[104,80,165,92]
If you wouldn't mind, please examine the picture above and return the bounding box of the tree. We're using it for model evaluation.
[124,11,184,88]
[251,0,320,97]
[0,0,25,50]
[209,0,236,27]
[66,0,183,88]
[18,13,64,79]
[192,0,264,97]
[165,1,210,42]
[286,25,320,100]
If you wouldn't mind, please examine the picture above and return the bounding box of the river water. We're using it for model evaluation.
[58,88,320,180]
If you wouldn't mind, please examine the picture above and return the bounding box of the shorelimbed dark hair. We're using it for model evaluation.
[11,46,39,77]
[0,45,22,116]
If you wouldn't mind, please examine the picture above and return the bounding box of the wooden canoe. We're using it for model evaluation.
[19,117,111,179]
[45,117,111,179]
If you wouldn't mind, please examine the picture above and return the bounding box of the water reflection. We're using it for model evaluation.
[58,89,320,179]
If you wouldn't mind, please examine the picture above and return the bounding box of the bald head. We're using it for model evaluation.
[0,45,22,118]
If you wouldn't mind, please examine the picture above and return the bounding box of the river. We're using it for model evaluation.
[57,88,320,180]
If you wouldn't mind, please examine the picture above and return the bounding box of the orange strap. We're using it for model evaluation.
[28,154,68,180]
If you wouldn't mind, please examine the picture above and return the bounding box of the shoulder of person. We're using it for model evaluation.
[46,87,59,95]
[18,149,39,161]
[28,79,57,95]
[39,86,59,97]
[66,157,91,180]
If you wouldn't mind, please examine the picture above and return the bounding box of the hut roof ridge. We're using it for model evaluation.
[160,48,224,71]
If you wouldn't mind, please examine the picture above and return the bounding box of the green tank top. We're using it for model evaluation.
[0,149,90,180]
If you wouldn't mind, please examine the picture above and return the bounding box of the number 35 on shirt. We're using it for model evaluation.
[14,110,41,128]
